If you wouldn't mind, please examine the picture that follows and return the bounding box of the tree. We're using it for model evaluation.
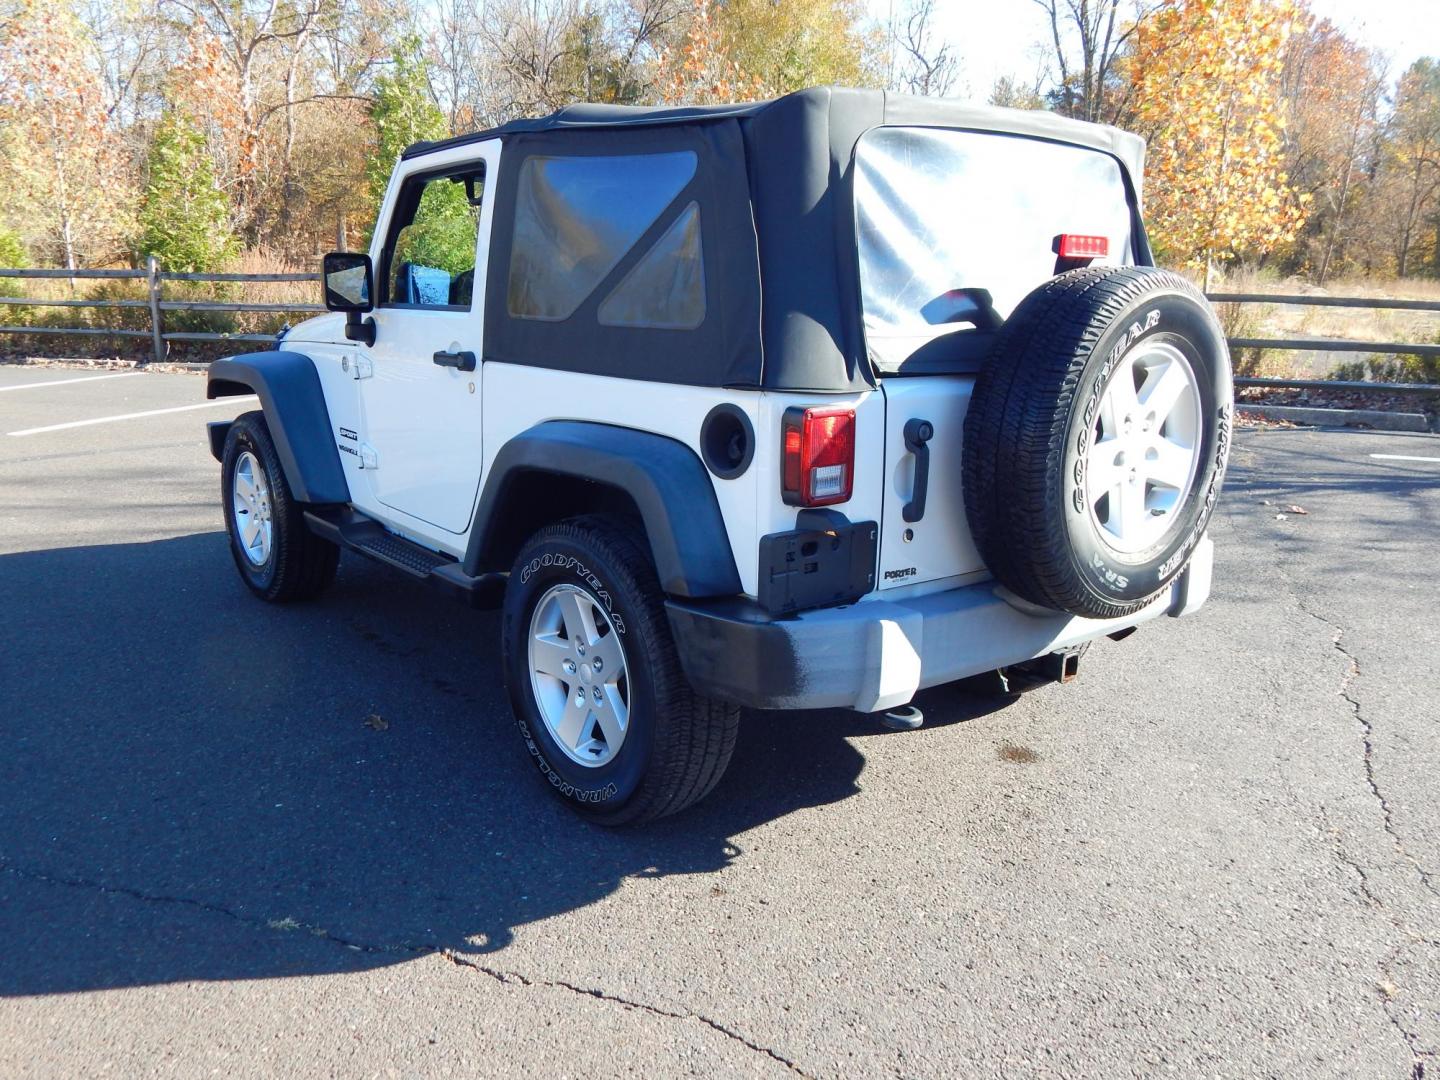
[887,0,959,98]
[294,0,398,251]
[550,8,649,105]
[606,0,694,102]
[0,228,29,270]
[1276,15,1384,282]
[465,0,685,122]
[159,0,328,240]
[990,74,1046,111]
[137,113,239,271]
[657,0,878,103]
[655,0,768,104]
[77,0,169,129]
[1033,0,1156,124]
[711,0,877,95]
[0,0,135,269]
[0,224,31,322]
[471,0,591,119]
[425,0,487,129]
[1382,59,1440,278]
[364,36,450,238]
[1127,0,1309,278]
[288,96,376,250]
[170,27,250,219]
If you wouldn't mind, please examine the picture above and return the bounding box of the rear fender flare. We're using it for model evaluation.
[464,421,742,599]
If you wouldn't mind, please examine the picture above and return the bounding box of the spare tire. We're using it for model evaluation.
[962,266,1232,620]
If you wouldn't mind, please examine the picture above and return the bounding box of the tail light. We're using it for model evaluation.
[1056,233,1109,259]
[781,405,855,507]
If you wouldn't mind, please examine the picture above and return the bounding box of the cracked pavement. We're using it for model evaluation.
[1,367,1438,1077]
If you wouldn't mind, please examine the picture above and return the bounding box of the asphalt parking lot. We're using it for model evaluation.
[1,364,1437,1078]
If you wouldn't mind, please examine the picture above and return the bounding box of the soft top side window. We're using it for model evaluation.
[507,151,700,325]
[381,163,485,310]
[597,202,706,330]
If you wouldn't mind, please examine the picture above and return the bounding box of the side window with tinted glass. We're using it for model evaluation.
[383,165,484,310]
[507,152,705,329]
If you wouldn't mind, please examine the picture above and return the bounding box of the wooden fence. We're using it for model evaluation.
[0,257,321,363]
[1202,291,1440,397]
[0,264,1437,397]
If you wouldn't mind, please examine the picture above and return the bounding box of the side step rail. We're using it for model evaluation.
[303,507,505,609]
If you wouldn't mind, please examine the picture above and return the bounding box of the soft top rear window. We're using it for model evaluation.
[854,127,1135,375]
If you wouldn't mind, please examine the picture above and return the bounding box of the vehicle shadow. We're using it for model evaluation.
[0,532,1007,996]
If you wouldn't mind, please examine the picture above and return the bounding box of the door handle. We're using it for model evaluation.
[432,349,476,371]
[902,418,934,523]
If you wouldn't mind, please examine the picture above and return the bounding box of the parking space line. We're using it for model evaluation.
[7,397,257,437]
[0,372,142,393]
[1370,453,1440,464]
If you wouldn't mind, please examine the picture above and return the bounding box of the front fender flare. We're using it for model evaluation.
[207,351,349,505]
[464,421,742,599]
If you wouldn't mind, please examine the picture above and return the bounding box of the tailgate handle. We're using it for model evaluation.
[433,349,476,371]
[902,418,934,524]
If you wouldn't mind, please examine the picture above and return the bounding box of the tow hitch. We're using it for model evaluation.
[874,645,1086,730]
[991,645,1085,695]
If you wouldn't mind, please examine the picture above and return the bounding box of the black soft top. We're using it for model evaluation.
[403,90,1144,175]
[420,88,1147,392]
[403,100,772,159]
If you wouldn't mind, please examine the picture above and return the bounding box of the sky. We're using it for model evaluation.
[869,0,1440,102]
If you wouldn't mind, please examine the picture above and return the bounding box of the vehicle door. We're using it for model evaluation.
[357,142,499,535]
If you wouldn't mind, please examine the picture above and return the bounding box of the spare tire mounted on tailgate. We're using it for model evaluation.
[963,266,1232,621]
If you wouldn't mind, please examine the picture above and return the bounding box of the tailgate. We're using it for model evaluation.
[877,376,987,590]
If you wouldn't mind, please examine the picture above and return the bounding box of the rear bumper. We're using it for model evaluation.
[666,536,1213,713]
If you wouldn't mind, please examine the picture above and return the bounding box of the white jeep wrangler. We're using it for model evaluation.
[207,88,1230,824]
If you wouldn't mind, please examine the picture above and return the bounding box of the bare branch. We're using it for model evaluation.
[889,0,959,98]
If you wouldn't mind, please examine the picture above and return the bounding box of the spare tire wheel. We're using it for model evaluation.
[962,266,1232,620]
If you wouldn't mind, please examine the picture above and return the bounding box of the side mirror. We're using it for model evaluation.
[322,251,372,311]
[322,251,376,346]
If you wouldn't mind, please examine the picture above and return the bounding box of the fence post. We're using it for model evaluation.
[145,255,164,365]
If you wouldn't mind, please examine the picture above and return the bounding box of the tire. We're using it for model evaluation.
[501,515,740,825]
[221,410,340,602]
[962,267,1232,620]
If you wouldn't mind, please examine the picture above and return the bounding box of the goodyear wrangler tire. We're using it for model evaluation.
[222,411,339,602]
[962,267,1232,620]
[501,515,740,825]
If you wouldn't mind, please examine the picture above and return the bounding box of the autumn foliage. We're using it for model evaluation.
[1278,16,1384,282]
[656,0,877,106]
[171,28,254,206]
[1129,0,1311,274]
[656,0,769,105]
[0,0,1434,286]
[0,0,133,269]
